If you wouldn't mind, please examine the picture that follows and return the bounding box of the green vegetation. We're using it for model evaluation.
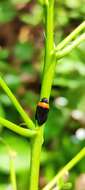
[0,0,85,190]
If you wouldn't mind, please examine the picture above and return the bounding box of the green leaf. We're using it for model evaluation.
[0,49,9,60]
[0,1,16,23]
[4,74,21,91]
[20,5,43,26]
[14,42,34,61]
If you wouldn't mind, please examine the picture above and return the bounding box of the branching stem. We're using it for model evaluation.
[0,3,85,190]
[29,1,55,190]
[55,21,85,51]
[42,148,85,190]
[0,117,37,138]
[56,33,85,59]
[0,76,35,129]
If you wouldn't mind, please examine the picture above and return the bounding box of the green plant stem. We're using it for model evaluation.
[55,33,85,59]
[0,117,37,138]
[41,55,56,99]
[41,0,55,99]
[55,21,85,51]
[10,157,17,190]
[44,0,54,68]
[0,138,17,190]
[0,76,35,129]
[29,127,44,190]
[42,147,85,190]
[29,1,55,190]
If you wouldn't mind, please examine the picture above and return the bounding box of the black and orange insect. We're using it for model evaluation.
[35,98,49,126]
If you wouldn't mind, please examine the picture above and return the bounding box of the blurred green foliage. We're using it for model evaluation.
[0,0,85,189]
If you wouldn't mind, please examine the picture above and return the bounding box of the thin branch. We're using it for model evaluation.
[0,138,17,190]
[55,33,85,59]
[0,117,37,138]
[10,154,17,190]
[55,21,85,51]
[0,76,35,129]
[42,147,85,190]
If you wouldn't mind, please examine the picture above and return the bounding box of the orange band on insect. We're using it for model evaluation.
[38,102,49,109]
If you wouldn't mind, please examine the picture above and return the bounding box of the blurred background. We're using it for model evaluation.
[0,0,85,189]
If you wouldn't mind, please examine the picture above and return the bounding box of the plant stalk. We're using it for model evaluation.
[43,147,85,190]
[56,33,85,59]
[0,76,35,129]
[29,1,55,190]
[41,0,55,99]
[0,117,37,138]
[55,21,85,51]
[10,157,17,190]
[29,127,44,190]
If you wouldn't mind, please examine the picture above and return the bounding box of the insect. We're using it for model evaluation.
[35,98,49,126]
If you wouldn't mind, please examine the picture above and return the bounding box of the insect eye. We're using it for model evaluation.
[41,98,49,104]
